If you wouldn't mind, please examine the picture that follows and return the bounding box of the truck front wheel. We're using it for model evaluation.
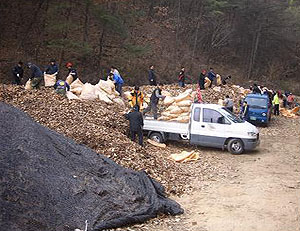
[227,139,244,154]
[149,132,164,143]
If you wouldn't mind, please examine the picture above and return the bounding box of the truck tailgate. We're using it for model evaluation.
[143,118,189,135]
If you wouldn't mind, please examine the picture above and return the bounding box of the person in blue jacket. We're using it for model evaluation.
[54,80,70,96]
[45,59,59,75]
[207,67,216,88]
[27,62,43,89]
[110,66,124,95]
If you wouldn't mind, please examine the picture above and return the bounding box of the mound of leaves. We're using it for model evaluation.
[0,85,192,195]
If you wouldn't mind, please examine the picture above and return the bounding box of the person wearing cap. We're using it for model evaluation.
[27,62,43,89]
[54,79,70,96]
[44,59,59,87]
[65,62,78,84]
[110,66,124,96]
[12,61,24,85]
[224,95,234,112]
[128,85,144,111]
[143,83,166,119]
[124,105,144,146]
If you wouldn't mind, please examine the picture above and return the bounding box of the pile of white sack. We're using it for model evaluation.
[159,89,196,123]
[66,79,125,107]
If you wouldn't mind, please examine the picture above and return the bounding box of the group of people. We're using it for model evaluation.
[125,83,166,146]
[148,66,231,89]
[12,60,124,96]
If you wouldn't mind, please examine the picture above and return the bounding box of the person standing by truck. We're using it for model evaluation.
[125,105,144,146]
[272,91,280,116]
[128,86,144,111]
[224,95,234,112]
[241,101,249,120]
[143,83,166,119]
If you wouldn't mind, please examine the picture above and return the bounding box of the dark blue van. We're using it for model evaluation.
[243,93,271,126]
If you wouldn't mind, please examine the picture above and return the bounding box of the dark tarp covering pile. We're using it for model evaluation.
[0,103,183,231]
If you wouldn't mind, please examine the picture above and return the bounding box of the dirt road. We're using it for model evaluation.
[129,116,300,231]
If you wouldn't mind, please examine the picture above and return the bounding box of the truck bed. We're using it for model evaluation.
[143,117,189,135]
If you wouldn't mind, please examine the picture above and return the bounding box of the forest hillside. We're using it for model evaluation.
[1,0,300,93]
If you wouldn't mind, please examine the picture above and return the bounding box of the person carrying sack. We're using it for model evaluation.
[44,59,59,87]
[65,62,78,85]
[143,83,166,119]
[27,62,43,89]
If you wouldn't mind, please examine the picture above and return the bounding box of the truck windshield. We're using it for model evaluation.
[245,97,267,109]
[221,107,244,123]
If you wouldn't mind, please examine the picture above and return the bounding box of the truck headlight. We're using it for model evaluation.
[262,112,266,116]
[248,132,257,137]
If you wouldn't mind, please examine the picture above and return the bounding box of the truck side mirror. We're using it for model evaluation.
[217,117,225,124]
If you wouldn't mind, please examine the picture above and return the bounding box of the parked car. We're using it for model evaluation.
[242,93,271,126]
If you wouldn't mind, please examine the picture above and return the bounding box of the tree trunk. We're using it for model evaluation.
[247,22,262,79]
[83,0,90,43]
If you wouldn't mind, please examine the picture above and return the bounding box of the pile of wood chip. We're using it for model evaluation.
[1,85,222,195]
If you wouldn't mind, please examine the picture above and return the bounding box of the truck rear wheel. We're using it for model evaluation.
[149,132,164,143]
[227,139,244,154]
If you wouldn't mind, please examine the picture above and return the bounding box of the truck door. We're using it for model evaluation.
[191,108,227,148]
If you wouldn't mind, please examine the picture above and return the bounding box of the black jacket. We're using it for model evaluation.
[12,65,24,78]
[150,88,163,105]
[45,64,59,75]
[148,69,156,82]
[125,111,144,131]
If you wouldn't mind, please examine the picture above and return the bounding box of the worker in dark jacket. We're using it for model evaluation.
[252,83,262,94]
[125,105,144,146]
[27,62,43,89]
[12,61,24,85]
[148,65,157,86]
[143,83,166,119]
[66,62,78,84]
[207,68,216,87]
[45,59,59,75]
[198,69,206,90]
[178,67,185,87]
[54,80,70,96]
[241,101,249,120]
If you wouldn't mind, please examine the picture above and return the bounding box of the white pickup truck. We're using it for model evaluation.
[143,103,260,154]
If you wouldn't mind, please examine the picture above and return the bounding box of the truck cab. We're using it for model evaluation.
[242,93,271,126]
[190,104,259,154]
